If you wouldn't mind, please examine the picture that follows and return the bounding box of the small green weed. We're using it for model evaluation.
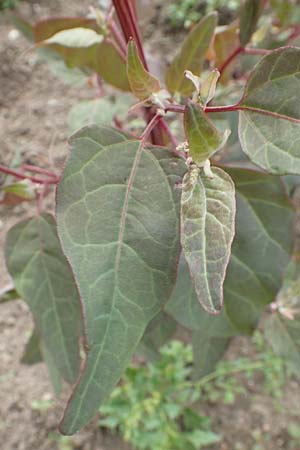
[0,0,19,11]
[167,0,240,29]
[99,341,220,450]
[99,333,290,450]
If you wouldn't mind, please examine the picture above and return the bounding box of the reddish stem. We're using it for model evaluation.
[243,47,271,56]
[108,20,127,56]
[0,164,58,185]
[22,164,58,180]
[166,103,240,114]
[219,46,244,76]
[140,113,162,145]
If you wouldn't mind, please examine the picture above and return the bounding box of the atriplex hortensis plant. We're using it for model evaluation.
[2,0,300,435]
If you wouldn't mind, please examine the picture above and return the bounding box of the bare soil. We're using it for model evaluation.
[1,2,300,450]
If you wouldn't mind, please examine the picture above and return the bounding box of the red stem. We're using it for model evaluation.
[219,46,244,76]
[140,113,161,145]
[22,164,58,180]
[243,47,271,56]
[108,20,127,56]
[166,103,240,114]
[0,164,58,185]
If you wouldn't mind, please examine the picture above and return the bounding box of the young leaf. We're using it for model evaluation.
[239,47,300,174]
[56,125,184,434]
[40,27,103,48]
[167,169,294,333]
[34,18,99,41]
[2,179,36,202]
[239,0,264,46]
[184,103,230,164]
[180,167,236,314]
[5,213,82,384]
[94,41,130,91]
[165,12,218,97]
[127,40,161,100]
[199,69,220,107]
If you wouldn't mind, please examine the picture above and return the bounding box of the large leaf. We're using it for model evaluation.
[127,40,160,100]
[239,0,264,46]
[5,213,81,384]
[239,47,300,174]
[181,167,236,314]
[56,125,184,434]
[167,168,294,333]
[94,41,130,91]
[165,12,218,97]
[184,104,230,164]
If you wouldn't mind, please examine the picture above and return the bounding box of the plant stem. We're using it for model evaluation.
[108,20,127,56]
[166,103,240,114]
[218,46,244,76]
[21,164,58,180]
[0,164,58,185]
[243,47,271,56]
[140,113,162,145]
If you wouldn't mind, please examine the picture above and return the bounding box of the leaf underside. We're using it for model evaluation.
[239,47,300,174]
[180,167,236,314]
[5,213,82,384]
[56,125,185,434]
[168,168,294,333]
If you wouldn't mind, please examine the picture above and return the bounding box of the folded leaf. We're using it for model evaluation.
[239,47,300,174]
[180,167,236,314]
[40,27,103,48]
[239,0,264,46]
[184,103,230,164]
[56,125,184,434]
[167,168,294,333]
[165,12,218,97]
[5,213,82,384]
[127,40,160,100]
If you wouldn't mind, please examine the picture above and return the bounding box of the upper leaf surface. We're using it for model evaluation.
[56,125,184,434]
[239,0,264,46]
[5,213,81,384]
[239,47,300,174]
[180,167,236,314]
[167,168,294,333]
[41,28,103,48]
[184,104,229,164]
[127,40,160,100]
[165,12,218,96]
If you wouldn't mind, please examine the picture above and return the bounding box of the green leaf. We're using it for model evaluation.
[5,213,81,384]
[199,69,220,107]
[56,125,184,434]
[165,12,218,97]
[239,47,300,174]
[137,312,177,361]
[34,18,130,92]
[69,98,116,133]
[265,313,300,375]
[94,41,130,91]
[186,429,221,447]
[239,0,264,46]
[167,169,294,333]
[40,27,103,48]
[184,104,230,164]
[69,95,134,133]
[21,329,43,365]
[192,329,230,379]
[2,179,36,201]
[0,284,19,304]
[127,40,160,100]
[181,167,236,314]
